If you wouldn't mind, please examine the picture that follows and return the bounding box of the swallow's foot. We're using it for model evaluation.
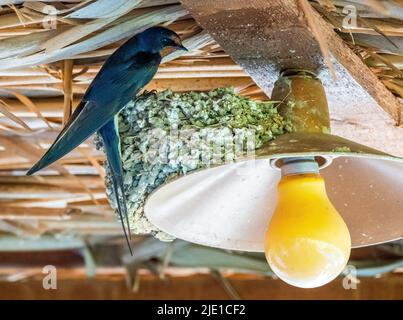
[135,90,157,102]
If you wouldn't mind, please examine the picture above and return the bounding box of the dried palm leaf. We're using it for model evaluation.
[42,0,144,53]
[1,89,53,129]
[23,0,92,16]
[66,0,143,19]
[0,5,187,70]
[0,98,32,130]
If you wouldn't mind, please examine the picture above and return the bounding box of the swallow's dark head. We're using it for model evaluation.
[139,26,188,53]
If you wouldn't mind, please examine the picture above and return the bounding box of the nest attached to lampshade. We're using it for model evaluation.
[98,88,293,241]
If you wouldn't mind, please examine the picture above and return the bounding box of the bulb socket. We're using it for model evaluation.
[280,156,319,176]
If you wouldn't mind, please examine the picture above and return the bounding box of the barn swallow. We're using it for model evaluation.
[27,26,187,254]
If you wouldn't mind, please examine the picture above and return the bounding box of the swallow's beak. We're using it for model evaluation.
[175,43,188,51]
[173,38,188,51]
[179,44,188,51]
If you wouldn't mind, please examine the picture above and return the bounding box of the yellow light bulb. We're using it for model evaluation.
[264,172,351,288]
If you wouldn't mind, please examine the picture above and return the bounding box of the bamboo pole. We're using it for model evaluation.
[62,59,74,125]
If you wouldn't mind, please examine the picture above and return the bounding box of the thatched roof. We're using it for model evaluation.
[0,0,402,281]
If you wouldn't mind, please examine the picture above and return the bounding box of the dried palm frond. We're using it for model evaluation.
[312,0,403,98]
[0,99,32,130]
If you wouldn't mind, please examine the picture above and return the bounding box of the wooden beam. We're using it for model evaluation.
[62,60,74,125]
[0,175,103,186]
[0,77,257,117]
[0,154,104,167]
[0,184,105,198]
[1,274,403,299]
[0,70,250,87]
[181,0,402,122]
[0,206,74,220]
[145,77,255,93]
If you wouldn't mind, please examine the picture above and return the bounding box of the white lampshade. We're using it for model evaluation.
[145,132,403,252]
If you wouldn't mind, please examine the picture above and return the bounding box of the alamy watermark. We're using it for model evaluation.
[42,265,57,290]
[342,5,358,30]
[342,265,360,290]
[42,5,57,30]
[138,127,258,175]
